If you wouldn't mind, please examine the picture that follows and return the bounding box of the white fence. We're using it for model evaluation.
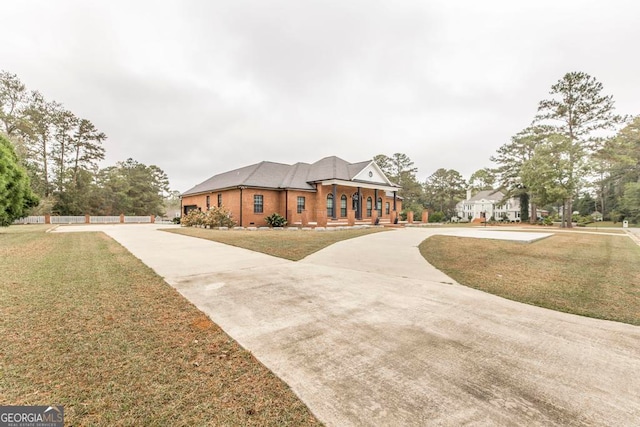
[124,216,152,223]
[13,215,155,224]
[13,216,46,224]
[51,216,86,224]
[90,216,121,224]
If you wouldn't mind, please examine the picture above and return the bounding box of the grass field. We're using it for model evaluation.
[585,221,633,228]
[419,232,640,325]
[165,227,389,261]
[0,226,320,426]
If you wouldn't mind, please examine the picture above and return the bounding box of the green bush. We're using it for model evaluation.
[265,213,287,227]
[429,211,445,223]
[577,215,593,227]
[400,202,423,222]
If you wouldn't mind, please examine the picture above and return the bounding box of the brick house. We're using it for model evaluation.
[181,156,402,227]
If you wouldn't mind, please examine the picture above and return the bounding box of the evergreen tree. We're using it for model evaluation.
[0,134,38,225]
[533,71,624,227]
[423,168,467,218]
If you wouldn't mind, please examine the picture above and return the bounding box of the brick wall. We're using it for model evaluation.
[181,185,402,227]
[284,190,317,225]
[241,189,280,226]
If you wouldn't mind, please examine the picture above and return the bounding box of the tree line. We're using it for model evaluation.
[0,70,170,223]
[373,152,488,223]
[492,71,637,227]
[376,72,639,226]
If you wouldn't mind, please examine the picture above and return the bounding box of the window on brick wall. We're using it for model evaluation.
[254,195,263,213]
[217,193,222,207]
[327,194,334,218]
[297,196,305,214]
[366,197,372,217]
[377,197,382,216]
[206,195,210,209]
[385,202,390,215]
[340,195,347,217]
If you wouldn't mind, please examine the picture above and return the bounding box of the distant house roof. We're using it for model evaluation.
[182,156,399,196]
[456,189,515,209]
[467,190,505,202]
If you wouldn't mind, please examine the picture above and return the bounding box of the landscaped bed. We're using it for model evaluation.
[420,232,640,325]
[164,227,389,261]
[0,225,321,426]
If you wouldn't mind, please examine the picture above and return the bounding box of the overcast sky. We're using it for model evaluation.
[2,1,639,192]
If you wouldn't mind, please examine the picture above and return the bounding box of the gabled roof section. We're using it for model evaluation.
[347,161,371,178]
[351,161,394,186]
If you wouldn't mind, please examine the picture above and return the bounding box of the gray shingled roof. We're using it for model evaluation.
[306,156,356,182]
[182,156,387,196]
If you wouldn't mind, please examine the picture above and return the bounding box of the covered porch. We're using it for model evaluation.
[288,179,402,227]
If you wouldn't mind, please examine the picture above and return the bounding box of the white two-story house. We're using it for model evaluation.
[456,189,521,222]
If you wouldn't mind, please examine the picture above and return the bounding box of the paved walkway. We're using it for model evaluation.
[625,226,640,246]
[53,225,640,426]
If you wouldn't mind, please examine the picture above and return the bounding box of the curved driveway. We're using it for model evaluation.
[54,225,640,426]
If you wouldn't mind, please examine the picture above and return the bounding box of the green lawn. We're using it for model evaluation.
[165,227,389,261]
[0,225,321,426]
[585,221,632,229]
[420,232,640,325]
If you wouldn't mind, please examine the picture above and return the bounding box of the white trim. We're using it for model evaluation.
[319,179,399,192]
[351,161,393,186]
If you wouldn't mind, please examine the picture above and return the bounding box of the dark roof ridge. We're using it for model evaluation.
[241,161,266,185]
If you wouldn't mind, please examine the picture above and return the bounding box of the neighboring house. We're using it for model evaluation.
[456,189,521,222]
[591,211,604,221]
[456,189,551,222]
[181,156,402,227]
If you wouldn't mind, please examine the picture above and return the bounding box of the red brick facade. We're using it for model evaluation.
[181,184,402,227]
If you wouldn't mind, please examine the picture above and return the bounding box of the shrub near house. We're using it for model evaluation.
[181,206,236,228]
[265,213,287,227]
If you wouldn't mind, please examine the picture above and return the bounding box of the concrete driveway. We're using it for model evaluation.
[54,225,640,426]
